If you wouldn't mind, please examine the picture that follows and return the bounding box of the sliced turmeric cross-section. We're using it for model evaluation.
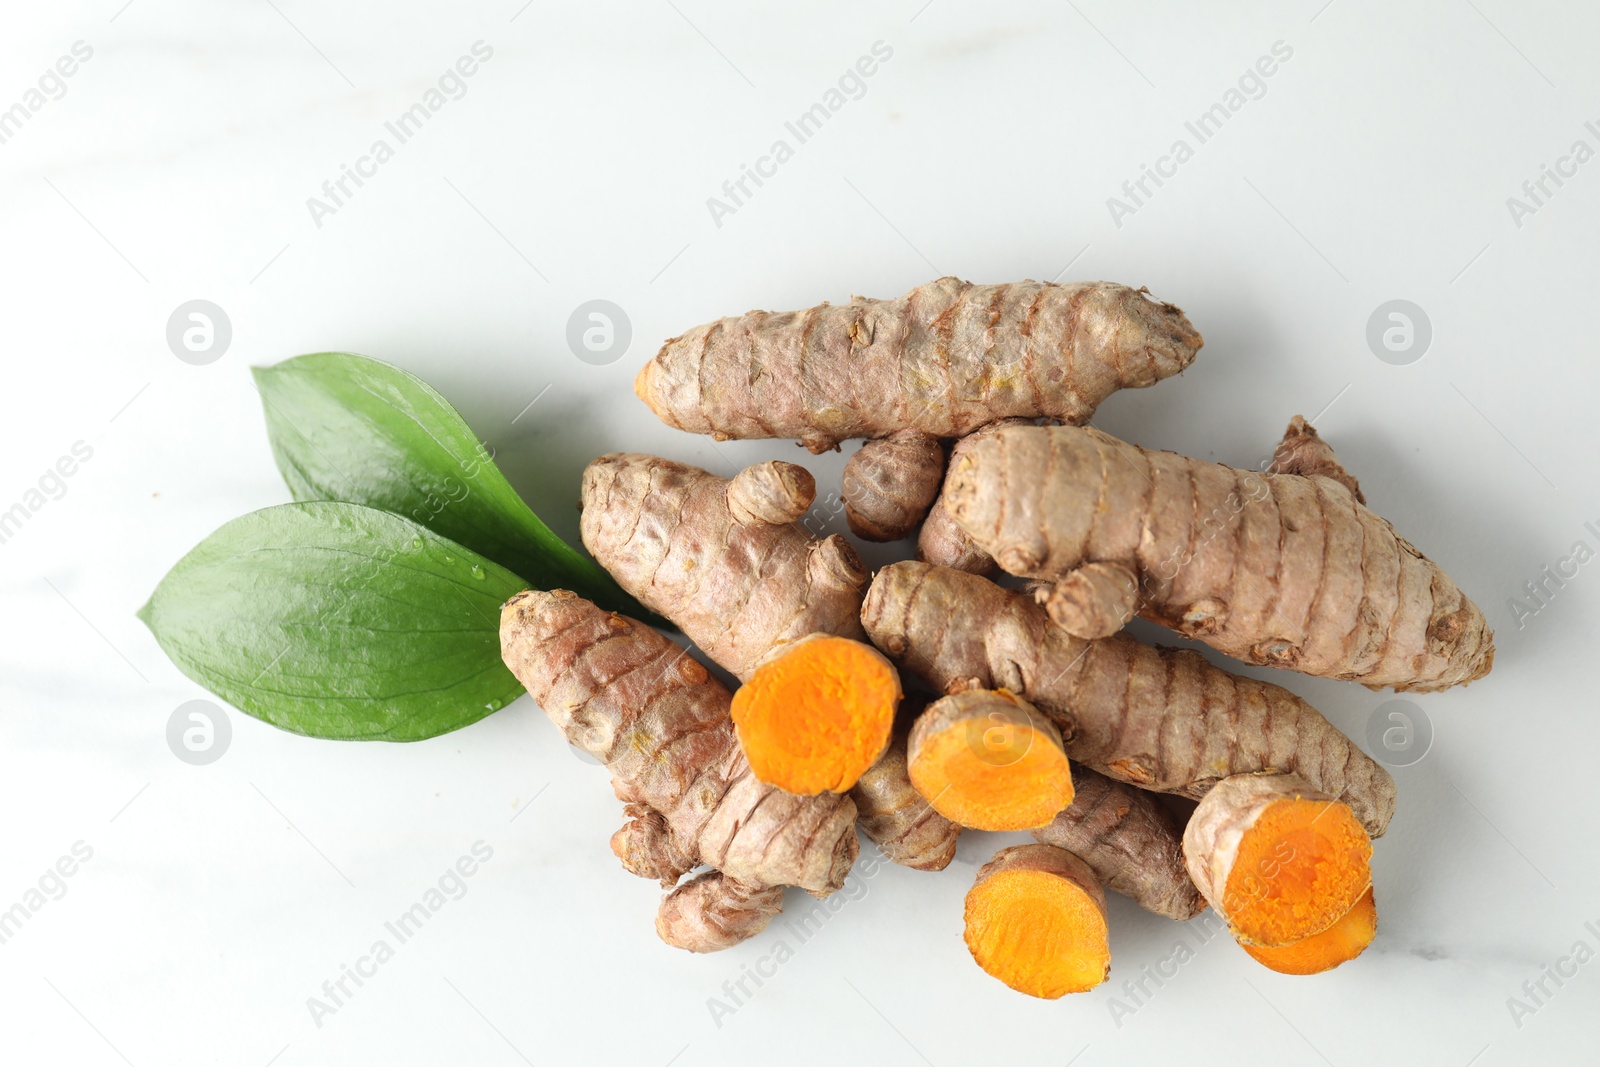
[964,844,1111,999]
[907,689,1074,831]
[1242,887,1377,975]
[730,634,901,795]
[1184,773,1373,948]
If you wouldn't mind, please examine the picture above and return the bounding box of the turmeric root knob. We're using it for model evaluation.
[964,844,1110,999]
[656,872,786,953]
[731,635,901,795]
[907,689,1074,831]
[1241,887,1377,975]
[1184,774,1373,948]
[842,430,946,542]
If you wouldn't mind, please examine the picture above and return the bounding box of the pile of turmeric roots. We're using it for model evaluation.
[500,278,1493,998]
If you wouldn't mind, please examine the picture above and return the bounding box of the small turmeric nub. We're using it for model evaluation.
[1185,774,1373,948]
[1241,887,1377,975]
[907,690,1074,831]
[731,635,901,795]
[964,845,1111,999]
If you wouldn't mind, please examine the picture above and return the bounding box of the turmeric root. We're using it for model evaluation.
[849,723,961,870]
[656,872,787,953]
[499,589,858,951]
[842,430,946,541]
[916,418,1031,575]
[1240,887,1376,974]
[635,277,1203,453]
[1183,773,1372,947]
[944,422,1493,691]
[906,689,1074,831]
[579,453,868,681]
[726,459,816,526]
[861,561,1396,836]
[730,634,901,795]
[964,844,1111,999]
[1033,766,1203,921]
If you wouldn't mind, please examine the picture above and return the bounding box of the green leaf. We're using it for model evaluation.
[139,502,527,741]
[251,351,651,621]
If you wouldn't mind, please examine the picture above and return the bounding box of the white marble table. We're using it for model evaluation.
[2,2,1596,1064]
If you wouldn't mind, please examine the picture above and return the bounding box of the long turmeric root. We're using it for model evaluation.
[1240,887,1377,974]
[499,589,859,951]
[1183,773,1372,947]
[861,561,1396,836]
[579,453,868,681]
[850,724,962,871]
[635,277,1203,453]
[907,689,1074,831]
[1033,765,1204,921]
[730,634,901,795]
[964,844,1111,999]
[944,421,1493,691]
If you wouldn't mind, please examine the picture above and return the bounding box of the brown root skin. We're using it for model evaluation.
[580,453,868,682]
[727,460,816,526]
[1040,561,1140,639]
[843,430,945,542]
[730,634,901,795]
[1183,773,1372,948]
[499,589,859,945]
[945,423,1493,692]
[1241,887,1376,974]
[656,873,786,953]
[964,844,1111,999]
[635,278,1202,450]
[850,731,961,871]
[1270,415,1364,504]
[917,418,1033,575]
[612,805,698,887]
[861,561,1396,837]
[906,689,1074,831]
[1033,766,1204,921]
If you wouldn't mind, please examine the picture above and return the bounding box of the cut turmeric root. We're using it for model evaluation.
[964,844,1111,999]
[730,634,901,795]
[906,689,1074,831]
[863,561,1396,837]
[1183,773,1372,948]
[1241,887,1377,975]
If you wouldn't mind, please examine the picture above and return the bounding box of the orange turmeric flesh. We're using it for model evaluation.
[731,635,900,795]
[1242,887,1377,975]
[964,846,1110,999]
[1224,797,1372,947]
[908,690,1074,831]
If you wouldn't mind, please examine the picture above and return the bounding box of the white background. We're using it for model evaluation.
[2,1,1597,1064]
